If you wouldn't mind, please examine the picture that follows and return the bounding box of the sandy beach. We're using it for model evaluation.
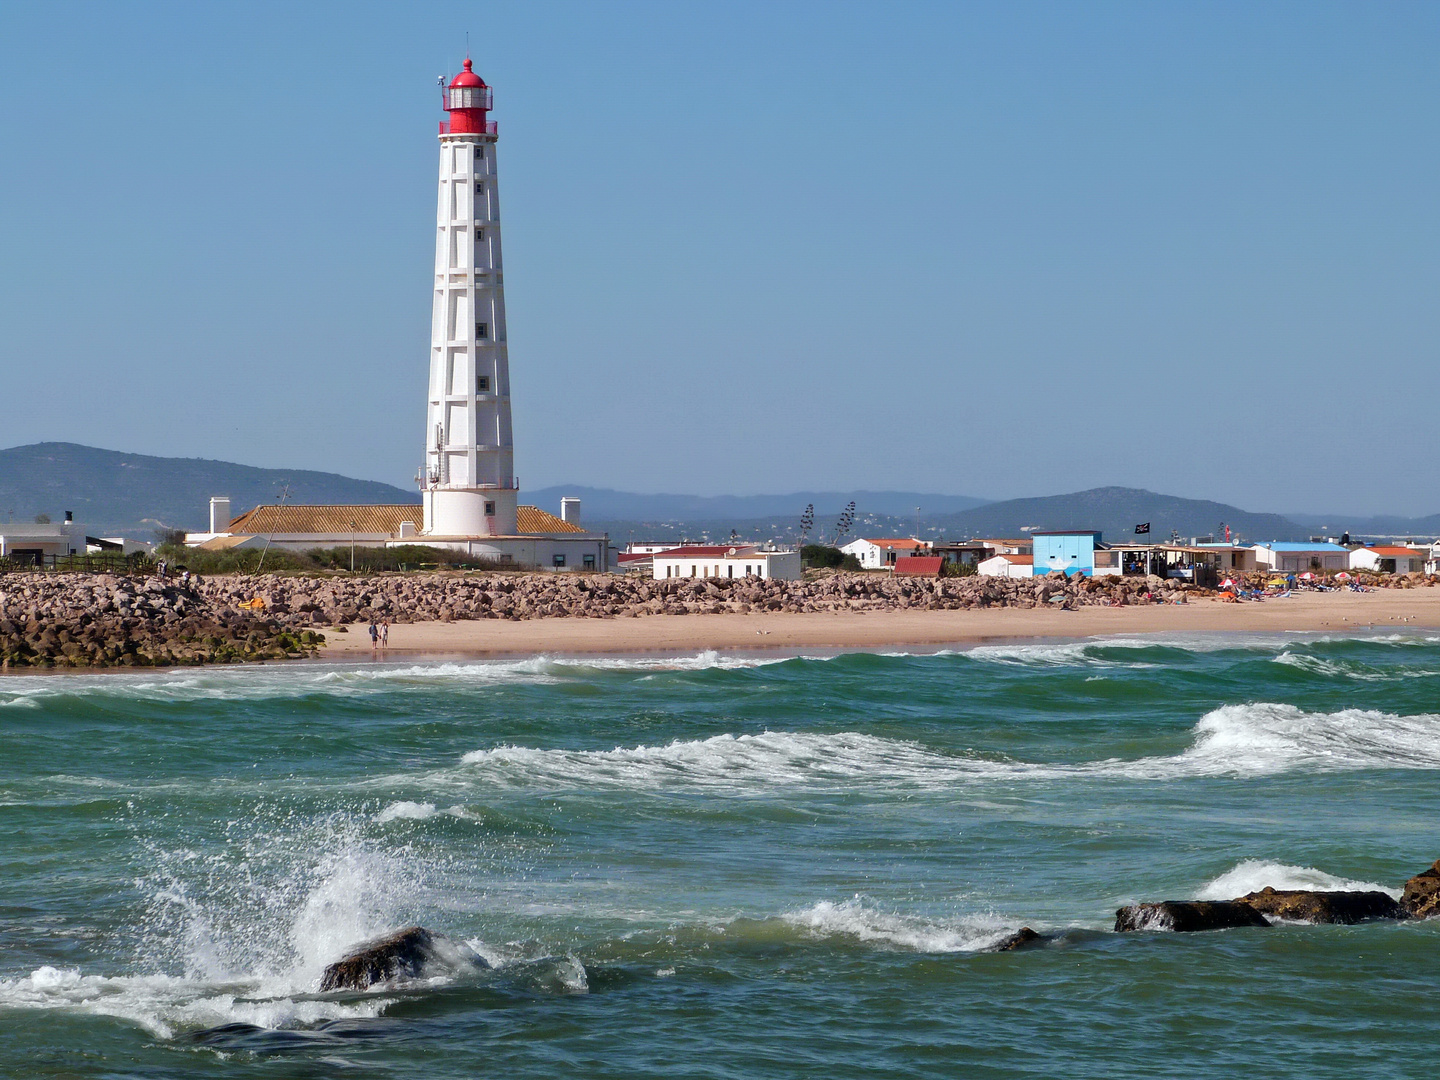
[326,589,1440,658]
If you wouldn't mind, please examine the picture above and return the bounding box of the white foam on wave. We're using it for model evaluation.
[0,965,393,1040]
[0,651,794,710]
[1195,860,1399,900]
[456,703,1440,792]
[375,800,438,822]
[781,897,1018,953]
[1271,650,1440,682]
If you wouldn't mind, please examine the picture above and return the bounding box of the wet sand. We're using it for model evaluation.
[324,589,1440,659]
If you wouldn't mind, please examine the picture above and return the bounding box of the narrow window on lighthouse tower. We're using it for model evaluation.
[477,375,490,393]
[476,322,488,340]
[475,228,484,240]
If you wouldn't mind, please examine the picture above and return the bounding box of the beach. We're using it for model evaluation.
[326,588,1440,658]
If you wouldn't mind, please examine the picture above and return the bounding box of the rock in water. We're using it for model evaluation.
[1402,860,1440,919]
[991,926,1043,952]
[319,926,486,991]
[1114,900,1270,933]
[1237,887,1407,924]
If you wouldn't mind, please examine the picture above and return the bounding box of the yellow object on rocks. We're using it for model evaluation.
[239,597,266,611]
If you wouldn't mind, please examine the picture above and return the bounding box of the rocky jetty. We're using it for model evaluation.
[1237,887,1407,924]
[0,573,322,669]
[181,568,1205,629]
[319,926,487,991]
[1115,900,1271,933]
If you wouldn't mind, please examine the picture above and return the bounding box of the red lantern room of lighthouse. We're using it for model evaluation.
[441,59,495,135]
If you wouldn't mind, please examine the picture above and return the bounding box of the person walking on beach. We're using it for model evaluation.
[381,620,389,649]
[368,621,379,650]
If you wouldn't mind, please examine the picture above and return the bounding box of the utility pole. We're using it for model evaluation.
[350,520,357,573]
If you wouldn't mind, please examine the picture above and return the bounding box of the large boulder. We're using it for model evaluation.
[319,926,487,991]
[1237,887,1407,924]
[990,926,1043,952]
[1115,900,1270,933]
[1402,860,1440,919]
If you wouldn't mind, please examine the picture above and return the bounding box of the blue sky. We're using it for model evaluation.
[2,2,1437,514]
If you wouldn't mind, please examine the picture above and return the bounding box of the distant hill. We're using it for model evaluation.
[0,443,418,538]
[929,487,1308,544]
[525,486,988,523]
[1286,512,1440,541]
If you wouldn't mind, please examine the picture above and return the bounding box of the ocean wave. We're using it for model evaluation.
[375,800,439,822]
[1194,860,1400,900]
[456,703,1440,791]
[0,966,393,1040]
[0,651,795,709]
[777,897,1020,953]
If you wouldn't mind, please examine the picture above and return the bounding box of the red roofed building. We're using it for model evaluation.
[840,537,932,569]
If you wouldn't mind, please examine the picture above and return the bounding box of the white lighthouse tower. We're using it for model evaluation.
[420,58,518,537]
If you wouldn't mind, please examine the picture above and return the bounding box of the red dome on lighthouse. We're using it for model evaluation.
[442,59,494,135]
[449,58,487,89]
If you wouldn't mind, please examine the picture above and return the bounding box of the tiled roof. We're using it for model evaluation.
[859,538,927,549]
[894,556,943,576]
[1364,546,1421,556]
[227,503,586,537]
[517,506,586,534]
[987,553,1033,564]
[229,504,420,535]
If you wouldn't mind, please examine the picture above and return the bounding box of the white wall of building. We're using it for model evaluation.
[978,555,1033,579]
[653,551,801,581]
[1349,548,1427,574]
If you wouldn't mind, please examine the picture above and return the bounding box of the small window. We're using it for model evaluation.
[477,375,490,393]
[484,500,496,516]
[476,322,488,340]
[475,227,484,241]
[745,565,752,576]
[475,182,483,193]
[583,554,596,570]
[553,553,566,567]
[727,564,734,578]
[474,146,484,160]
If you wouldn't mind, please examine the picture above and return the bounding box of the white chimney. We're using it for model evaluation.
[210,496,231,535]
[561,497,581,526]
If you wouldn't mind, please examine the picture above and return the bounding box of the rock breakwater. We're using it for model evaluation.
[0,573,322,669]
[187,568,1204,628]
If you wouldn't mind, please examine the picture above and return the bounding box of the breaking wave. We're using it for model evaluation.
[457,703,1440,791]
[1195,860,1400,900]
[777,897,1022,953]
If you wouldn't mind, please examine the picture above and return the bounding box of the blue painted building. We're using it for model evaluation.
[1031,531,1103,577]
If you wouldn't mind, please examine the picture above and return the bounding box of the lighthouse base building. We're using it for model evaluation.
[186,60,610,572]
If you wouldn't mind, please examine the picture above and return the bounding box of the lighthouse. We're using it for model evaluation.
[420,58,518,537]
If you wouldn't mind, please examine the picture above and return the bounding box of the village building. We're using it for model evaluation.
[1031,531,1102,577]
[1252,541,1349,572]
[1350,545,1427,574]
[186,499,608,570]
[978,553,1033,579]
[840,537,931,569]
[0,514,86,564]
[978,538,1032,556]
[652,545,800,581]
[930,541,988,569]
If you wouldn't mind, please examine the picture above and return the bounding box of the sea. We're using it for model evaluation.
[3,631,1439,1078]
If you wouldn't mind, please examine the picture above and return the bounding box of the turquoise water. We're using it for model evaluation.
[3,632,1440,1078]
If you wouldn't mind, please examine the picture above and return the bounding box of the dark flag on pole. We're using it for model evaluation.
[1134,522,1151,535]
